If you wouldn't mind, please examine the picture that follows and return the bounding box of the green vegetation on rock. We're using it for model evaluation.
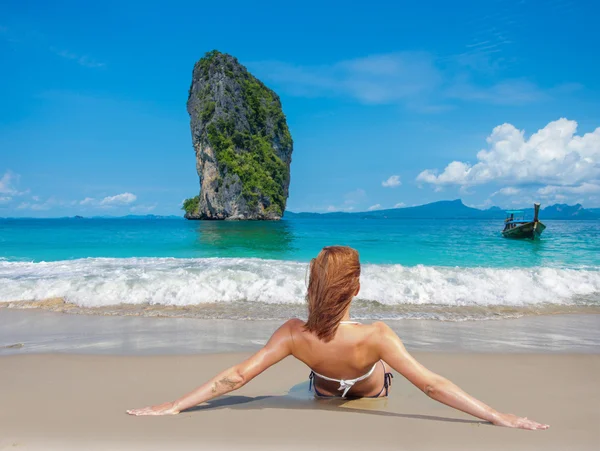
[185,50,293,219]
[182,196,200,216]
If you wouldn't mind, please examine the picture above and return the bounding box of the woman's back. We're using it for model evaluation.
[288,319,389,397]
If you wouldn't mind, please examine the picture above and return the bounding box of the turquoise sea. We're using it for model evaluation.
[1,217,599,321]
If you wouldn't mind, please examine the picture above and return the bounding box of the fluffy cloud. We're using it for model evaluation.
[394,202,406,208]
[78,193,138,208]
[99,192,137,206]
[536,182,600,204]
[368,204,382,211]
[417,119,600,192]
[80,197,96,205]
[537,183,600,196]
[382,175,401,187]
[492,187,521,197]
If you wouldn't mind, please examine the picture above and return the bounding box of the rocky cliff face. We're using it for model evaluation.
[184,50,293,220]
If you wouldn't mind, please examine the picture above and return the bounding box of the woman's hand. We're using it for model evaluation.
[492,413,549,430]
[126,401,180,416]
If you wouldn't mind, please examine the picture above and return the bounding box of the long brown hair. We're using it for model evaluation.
[304,246,361,342]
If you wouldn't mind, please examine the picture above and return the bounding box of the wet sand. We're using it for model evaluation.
[2,309,600,355]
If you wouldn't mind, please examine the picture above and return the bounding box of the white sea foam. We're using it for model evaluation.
[1,257,599,309]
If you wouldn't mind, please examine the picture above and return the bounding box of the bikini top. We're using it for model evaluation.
[309,321,379,398]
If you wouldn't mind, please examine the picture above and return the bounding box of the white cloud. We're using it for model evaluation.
[99,192,137,206]
[382,175,401,187]
[368,204,382,211]
[0,196,11,204]
[80,197,96,206]
[537,183,600,196]
[417,119,600,193]
[394,202,406,208]
[492,187,521,197]
[80,193,139,208]
[0,170,23,195]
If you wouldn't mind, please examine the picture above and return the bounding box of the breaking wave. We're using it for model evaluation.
[1,258,599,320]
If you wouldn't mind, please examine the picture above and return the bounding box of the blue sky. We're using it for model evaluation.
[1,0,599,217]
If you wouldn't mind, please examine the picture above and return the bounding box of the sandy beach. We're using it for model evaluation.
[1,311,599,450]
[3,1,600,448]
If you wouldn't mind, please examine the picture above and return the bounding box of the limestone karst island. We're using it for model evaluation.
[182,50,293,220]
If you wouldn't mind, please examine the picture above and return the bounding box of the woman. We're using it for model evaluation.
[127,246,548,430]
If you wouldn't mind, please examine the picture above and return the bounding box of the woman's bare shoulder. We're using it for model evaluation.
[282,318,308,347]
[370,321,396,332]
[362,321,386,331]
[284,318,306,332]
[364,321,397,341]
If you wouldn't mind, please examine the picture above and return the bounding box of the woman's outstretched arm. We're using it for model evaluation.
[375,322,549,430]
[126,320,296,416]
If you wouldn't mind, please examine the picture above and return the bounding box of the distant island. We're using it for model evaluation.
[2,201,598,221]
[183,50,293,220]
[286,200,600,220]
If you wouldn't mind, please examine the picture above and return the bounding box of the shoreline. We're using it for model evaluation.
[2,296,600,323]
[1,308,600,355]
[1,352,598,450]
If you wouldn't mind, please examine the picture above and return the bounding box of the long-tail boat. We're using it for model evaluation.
[502,203,546,239]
